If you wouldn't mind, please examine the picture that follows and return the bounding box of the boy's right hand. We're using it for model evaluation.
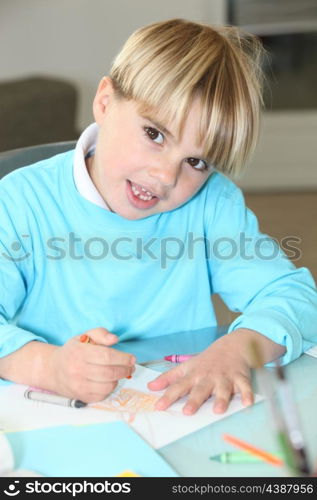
[50,327,135,403]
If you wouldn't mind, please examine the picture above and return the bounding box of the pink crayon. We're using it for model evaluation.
[164,354,194,363]
[141,353,196,366]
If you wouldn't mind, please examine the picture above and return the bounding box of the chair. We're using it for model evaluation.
[0,77,78,152]
[0,141,76,179]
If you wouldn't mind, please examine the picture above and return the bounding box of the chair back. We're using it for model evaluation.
[0,141,76,179]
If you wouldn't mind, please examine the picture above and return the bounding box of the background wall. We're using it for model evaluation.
[0,0,225,131]
[0,0,316,190]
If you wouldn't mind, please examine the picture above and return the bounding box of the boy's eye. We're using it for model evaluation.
[144,126,164,144]
[186,157,209,171]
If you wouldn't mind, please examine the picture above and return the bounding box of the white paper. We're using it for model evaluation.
[0,365,263,449]
[0,434,15,476]
[305,345,317,358]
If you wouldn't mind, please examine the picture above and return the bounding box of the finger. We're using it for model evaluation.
[235,375,254,407]
[85,363,133,383]
[147,366,181,391]
[79,381,118,403]
[183,383,213,416]
[88,345,136,367]
[212,381,233,414]
[79,327,119,346]
[155,380,190,411]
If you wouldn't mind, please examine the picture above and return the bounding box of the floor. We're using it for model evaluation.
[213,191,317,325]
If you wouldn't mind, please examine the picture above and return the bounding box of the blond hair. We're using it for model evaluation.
[110,18,264,175]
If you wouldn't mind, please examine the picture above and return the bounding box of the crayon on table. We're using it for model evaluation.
[210,451,284,464]
[24,389,87,408]
[165,354,194,363]
[141,354,195,366]
[222,434,284,467]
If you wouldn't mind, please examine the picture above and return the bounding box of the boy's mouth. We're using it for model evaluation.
[126,180,160,209]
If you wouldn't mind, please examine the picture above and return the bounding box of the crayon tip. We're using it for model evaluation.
[80,334,89,343]
[209,454,223,462]
[74,400,87,408]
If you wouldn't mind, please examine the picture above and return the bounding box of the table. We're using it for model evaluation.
[118,326,317,477]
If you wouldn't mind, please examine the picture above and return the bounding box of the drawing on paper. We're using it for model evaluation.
[90,388,160,422]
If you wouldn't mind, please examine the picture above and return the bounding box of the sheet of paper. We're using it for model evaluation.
[305,345,317,358]
[5,421,177,477]
[0,365,263,449]
[0,434,14,475]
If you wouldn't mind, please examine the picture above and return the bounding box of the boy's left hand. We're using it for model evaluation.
[148,328,286,415]
[148,332,253,415]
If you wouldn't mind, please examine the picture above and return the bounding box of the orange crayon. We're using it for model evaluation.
[79,334,96,345]
[223,433,284,467]
[80,333,132,379]
[79,334,90,343]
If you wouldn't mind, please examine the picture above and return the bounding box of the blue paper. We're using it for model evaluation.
[6,421,178,477]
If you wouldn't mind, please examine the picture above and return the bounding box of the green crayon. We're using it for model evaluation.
[210,451,283,464]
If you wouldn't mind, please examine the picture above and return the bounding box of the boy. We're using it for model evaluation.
[0,19,316,415]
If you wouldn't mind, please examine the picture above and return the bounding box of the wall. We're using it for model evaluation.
[1,0,315,190]
[0,0,225,130]
[237,111,317,191]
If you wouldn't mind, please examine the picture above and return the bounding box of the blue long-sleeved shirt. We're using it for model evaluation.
[0,150,316,364]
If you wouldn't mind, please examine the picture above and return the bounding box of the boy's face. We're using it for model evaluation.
[88,77,212,220]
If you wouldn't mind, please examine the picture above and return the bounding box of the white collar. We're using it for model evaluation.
[73,123,109,210]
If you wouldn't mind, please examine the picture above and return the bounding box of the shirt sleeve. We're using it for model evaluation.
[0,177,47,359]
[206,177,317,365]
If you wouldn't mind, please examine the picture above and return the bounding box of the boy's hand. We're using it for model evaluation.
[50,327,135,403]
[148,335,252,415]
[148,329,285,415]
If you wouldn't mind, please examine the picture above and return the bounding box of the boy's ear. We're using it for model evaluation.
[92,76,115,124]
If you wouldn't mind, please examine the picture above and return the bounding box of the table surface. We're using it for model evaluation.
[118,326,317,477]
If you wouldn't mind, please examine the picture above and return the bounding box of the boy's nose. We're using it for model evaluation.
[148,161,180,189]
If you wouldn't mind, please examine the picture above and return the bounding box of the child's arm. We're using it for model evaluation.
[148,328,285,414]
[205,179,317,366]
[0,327,135,402]
[0,177,134,400]
[148,179,317,414]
